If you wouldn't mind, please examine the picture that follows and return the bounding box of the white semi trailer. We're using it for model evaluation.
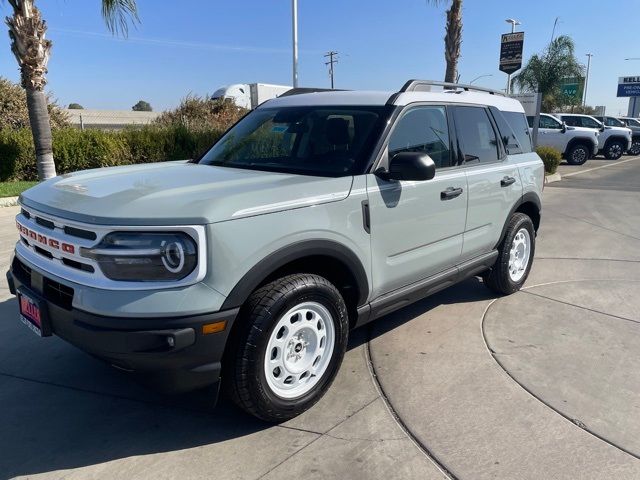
[212,83,292,109]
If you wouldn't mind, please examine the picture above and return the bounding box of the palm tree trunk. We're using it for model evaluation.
[443,0,463,83]
[25,87,56,179]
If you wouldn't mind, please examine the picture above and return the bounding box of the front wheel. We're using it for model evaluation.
[628,139,640,156]
[226,274,348,422]
[566,143,590,165]
[483,213,536,295]
[604,140,624,160]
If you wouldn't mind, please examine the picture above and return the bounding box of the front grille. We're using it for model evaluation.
[64,225,97,241]
[12,257,31,288]
[62,258,95,273]
[35,216,55,229]
[43,278,74,310]
[34,246,54,259]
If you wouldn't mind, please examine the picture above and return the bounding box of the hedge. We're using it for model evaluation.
[535,145,562,175]
[0,125,224,182]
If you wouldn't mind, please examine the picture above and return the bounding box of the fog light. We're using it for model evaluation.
[166,336,175,347]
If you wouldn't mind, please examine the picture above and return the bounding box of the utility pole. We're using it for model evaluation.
[324,51,338,89]
[292,0,299,88]
[583,53,593,107]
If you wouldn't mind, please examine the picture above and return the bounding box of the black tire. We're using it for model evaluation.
[565,143,590,165]
[628,139,640,156]
[483,213,536,295]
[225,273,348,422]
[604,139,624,160]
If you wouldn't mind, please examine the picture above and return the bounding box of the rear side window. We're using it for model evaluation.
[500,111,533,153]
[453,106,500,164]
[388,106,452,168]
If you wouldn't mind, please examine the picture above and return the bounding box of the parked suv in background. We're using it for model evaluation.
[6,80,543,421]
[614,117,640,156]
[527,113,599,165]
[555,113,632,160]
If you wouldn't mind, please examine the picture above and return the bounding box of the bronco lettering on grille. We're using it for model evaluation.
[16,221,76,255]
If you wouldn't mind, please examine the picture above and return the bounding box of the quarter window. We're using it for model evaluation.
[453,106,500,163]
[388,106,451,168]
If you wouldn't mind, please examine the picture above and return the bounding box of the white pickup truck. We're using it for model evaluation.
[527,113,599,165]
[212,83,292,110]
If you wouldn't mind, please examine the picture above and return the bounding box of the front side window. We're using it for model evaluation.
[561,116,581,127]
[199,106,385,177]
[580,116,602,129]
[626,118,640,128]
[540,115,562,129]
[388,106,452,168]
[453,106,500,163]
[605,117,625,127]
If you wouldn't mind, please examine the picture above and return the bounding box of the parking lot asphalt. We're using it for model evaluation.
[1,156,639,480]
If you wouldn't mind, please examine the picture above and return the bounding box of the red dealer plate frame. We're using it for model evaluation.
[18,288,51,337]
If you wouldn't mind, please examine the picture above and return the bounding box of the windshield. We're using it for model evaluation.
[199,106,386,177]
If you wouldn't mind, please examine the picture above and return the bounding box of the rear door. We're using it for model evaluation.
[366,104,467,299]
[452,106,523,261]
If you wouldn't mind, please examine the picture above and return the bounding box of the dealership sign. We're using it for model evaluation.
[499,32,524,75]
[617,76,640,97]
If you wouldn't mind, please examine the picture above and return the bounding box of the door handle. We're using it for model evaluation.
[501,176,516,187]
[441,187,464,200]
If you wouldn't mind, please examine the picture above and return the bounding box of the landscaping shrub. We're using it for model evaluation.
[536,145,562,174]
[0,125,223,181]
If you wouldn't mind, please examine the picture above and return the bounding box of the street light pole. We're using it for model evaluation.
[505,18,521,95]
[292,0,299,88]
[469,74,493,84]
[583,53,593,107]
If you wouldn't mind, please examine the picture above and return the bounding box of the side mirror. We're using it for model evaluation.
[599,125,606,132]
[561,122,567,133]
[381,152,436,181]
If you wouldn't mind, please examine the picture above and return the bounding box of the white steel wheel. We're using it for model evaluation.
[264,301,336,399]
[508,228,531,282]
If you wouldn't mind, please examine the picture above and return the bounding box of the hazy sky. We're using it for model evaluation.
[0,0,637,114]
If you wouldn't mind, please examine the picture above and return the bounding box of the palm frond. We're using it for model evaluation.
[101,0,139,37]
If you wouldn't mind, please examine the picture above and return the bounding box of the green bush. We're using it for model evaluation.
[0,125,223,182]
[536,145,562,174]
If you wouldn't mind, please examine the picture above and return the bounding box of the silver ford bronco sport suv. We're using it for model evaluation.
[7,80,544,421]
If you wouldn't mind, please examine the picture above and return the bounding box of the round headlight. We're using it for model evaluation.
[162,240,186,273]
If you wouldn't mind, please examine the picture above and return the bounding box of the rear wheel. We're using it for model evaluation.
[483,213,535,295]
[226,274,348,422]
[604,140,624,160]
[566,143,589,165]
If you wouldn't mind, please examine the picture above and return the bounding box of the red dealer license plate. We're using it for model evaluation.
[18,289,51,337]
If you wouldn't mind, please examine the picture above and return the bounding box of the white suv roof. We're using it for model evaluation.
[266,80,525,113]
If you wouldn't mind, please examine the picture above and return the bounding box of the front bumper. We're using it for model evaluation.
[7,259,239,394]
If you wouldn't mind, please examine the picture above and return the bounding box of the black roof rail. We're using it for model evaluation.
[399,79,507,97]
[279,87,347,97]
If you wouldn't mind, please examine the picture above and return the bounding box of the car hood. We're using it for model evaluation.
[20,161,354,225]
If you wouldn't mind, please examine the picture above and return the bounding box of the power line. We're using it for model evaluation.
[324,51,339,89]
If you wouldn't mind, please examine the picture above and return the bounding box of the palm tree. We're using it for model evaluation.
[512,35,584,112]
[4,0,139,180]
[427,0,463,83]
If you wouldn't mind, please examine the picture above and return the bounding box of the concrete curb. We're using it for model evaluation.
[0,196,18,208]
[544,173,561,184]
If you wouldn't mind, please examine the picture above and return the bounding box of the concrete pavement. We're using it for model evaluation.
[1,156,640,479]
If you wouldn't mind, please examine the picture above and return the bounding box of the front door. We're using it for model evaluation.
[537,114,567,151]
[367,105,468,299]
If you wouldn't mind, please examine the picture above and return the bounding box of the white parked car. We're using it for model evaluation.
[554,113,632,160]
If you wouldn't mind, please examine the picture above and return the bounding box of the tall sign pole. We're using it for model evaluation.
[292,0,299,88]
[500,21,524,94]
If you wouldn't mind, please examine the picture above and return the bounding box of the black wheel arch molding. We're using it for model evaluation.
[565,137,596,156]
[603,135,629,148]
[220,239,370,311]
[495,192,542,249]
